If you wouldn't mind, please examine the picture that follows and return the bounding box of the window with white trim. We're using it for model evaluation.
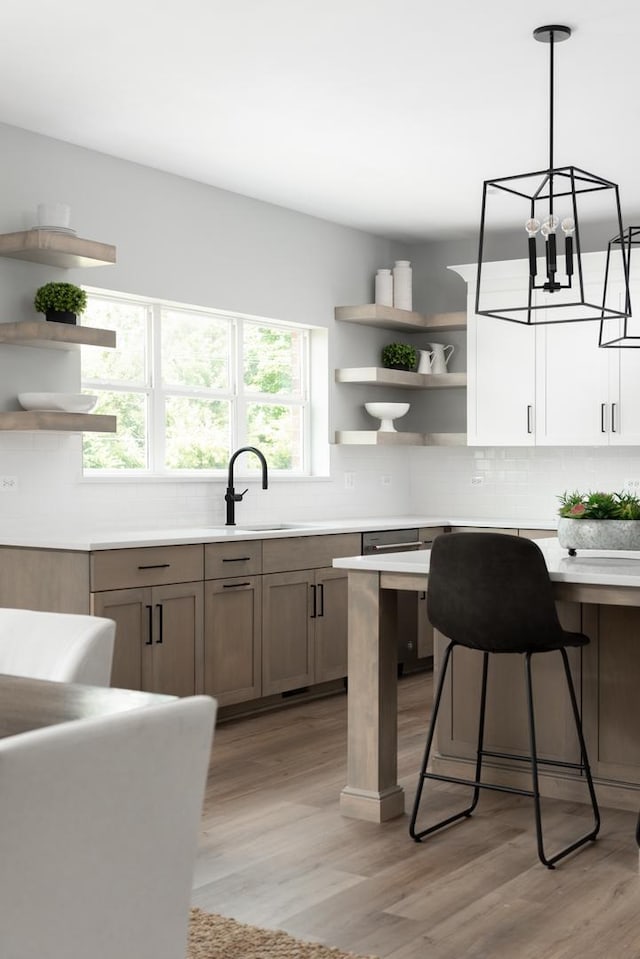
[80,289,314,476]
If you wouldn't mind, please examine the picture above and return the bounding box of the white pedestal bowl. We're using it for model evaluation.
[364,402,410,432]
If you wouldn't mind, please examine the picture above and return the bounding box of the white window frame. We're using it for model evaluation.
[81,287,317,478]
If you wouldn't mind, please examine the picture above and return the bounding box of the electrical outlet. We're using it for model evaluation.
[623,478,640,492]
[0,475,18,491]
[381,475,392,487]
[471,474,484,486]
[344,472,355,490]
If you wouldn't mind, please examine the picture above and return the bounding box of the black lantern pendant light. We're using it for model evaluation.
[476,25,630,327]
[599,226,640,347]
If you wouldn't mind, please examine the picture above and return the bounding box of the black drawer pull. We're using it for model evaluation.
[138,563,171,570]
[222,581,251,588]
[222,556,252,563]
[155,603,163,644]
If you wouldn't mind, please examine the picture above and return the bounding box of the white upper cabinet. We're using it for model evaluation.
[455,261,535,446]
[452,257,640,447]
[468,309,535,446]
[535,314,609,446]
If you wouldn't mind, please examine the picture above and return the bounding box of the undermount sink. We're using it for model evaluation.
[233,523,314,531]
[205,523,316,534]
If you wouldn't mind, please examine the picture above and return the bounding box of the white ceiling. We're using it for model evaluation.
[2,0,638,242]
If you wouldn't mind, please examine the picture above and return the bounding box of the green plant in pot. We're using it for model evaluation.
[34,282,88,325]
[381,342,417,372]
[557,489,640,554]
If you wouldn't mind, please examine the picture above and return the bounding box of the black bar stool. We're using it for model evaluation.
[409,532,600,869]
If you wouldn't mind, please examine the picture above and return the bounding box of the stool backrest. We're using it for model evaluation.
[0,694,216,959]
[427,532,564,653]
[0,607,115,685]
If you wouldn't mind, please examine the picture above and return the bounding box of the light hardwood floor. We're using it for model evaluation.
[193,673,640,959]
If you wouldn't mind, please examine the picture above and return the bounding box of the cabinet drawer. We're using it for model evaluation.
[91,545,204,591]
[262,533,360,574]
[204,541,262,579]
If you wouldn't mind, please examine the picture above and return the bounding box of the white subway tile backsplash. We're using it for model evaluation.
[4,438,640,539]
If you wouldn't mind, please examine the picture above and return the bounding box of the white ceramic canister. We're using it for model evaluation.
[392,260,412,310]
[374,268,393,306]
[37,202,71,229]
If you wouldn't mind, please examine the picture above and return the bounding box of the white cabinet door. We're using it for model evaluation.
[608,274,640,444]
[467,309,535,446]
[535,319,609,446]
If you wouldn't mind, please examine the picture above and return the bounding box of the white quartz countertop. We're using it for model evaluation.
[0,515,556,552]
[333,537,640,588]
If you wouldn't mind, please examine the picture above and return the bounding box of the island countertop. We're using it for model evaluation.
[334,538,640,589]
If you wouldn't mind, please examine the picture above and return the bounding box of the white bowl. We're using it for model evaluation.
[18,392,98,413]
[364,402,410,432]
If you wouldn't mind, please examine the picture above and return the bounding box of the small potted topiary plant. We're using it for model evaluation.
[381,342,417,372]
[34,282,88,325]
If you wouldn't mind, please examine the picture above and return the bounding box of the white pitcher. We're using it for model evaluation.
[417,349,434,374]
[428,343,454,374]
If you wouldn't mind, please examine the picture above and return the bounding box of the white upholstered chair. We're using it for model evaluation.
[0,694,217,959]
[0,607,115,685]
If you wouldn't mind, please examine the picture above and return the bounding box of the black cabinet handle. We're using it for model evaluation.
[318,583,324,617]
[222,556,251,563]
[155,603,163,644]
[612,402,617,433]
[526,405,533,434]
[222,581,251,588]
[138,563,170,570]
[601,403,607,433]
[145,605,153,645]
[310,584,317,619]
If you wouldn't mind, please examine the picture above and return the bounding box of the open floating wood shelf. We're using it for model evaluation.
[0,412,117,433]
[0,321,116,351]
[334,431,466,446]
[335,367,466,389]
[0,229,116,268]
[334,304,466,333]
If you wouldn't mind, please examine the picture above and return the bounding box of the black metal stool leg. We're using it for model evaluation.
[468,651,490,816]
[524,649,600,869]
[410,644,488,842]
[559,647,600,843]
[524,651,551,868]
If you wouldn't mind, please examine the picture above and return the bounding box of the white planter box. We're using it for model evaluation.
[557,517,640,553]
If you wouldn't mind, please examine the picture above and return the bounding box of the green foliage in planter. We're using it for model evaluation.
[558,489,640,519]
[381,342,417,371]
[34,282,87,316]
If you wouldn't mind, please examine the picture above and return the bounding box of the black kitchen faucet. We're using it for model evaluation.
[225,446,269,526]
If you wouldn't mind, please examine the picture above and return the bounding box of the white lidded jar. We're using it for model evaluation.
[393,260,412,310]
[374,268,393,306]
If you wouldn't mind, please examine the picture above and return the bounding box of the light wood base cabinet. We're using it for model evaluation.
[261,566,350,695]
[203,576,261,706]
[262,570,315,695]
[582,603,640,786]
[314,568,349,683]
[92,582,203,697]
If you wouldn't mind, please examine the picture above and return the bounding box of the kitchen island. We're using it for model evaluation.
[334,539,640,823]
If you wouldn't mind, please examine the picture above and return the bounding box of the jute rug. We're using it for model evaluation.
[188,907,378,959]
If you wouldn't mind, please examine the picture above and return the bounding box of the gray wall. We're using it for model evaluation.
[0,122,417,535]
